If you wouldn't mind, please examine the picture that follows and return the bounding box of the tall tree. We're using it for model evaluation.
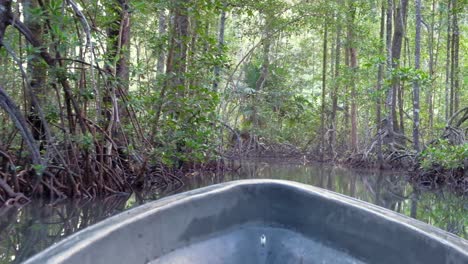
[321,24,328,159]
[390,0,409,135]
[252,14,271,130]
[445,0,451,121]
[451,0,460,114]
[105,0,132,137]
[115,0,131,93]
[385,0,396,143]
[329,19,341,159]
[170,3,190,95]
[391,0,408,132]
[426,0,437,133]
[24,0,47,142]
[376,3,386,167]
[0,0,10,46]
[154,1,190,130]
[213,7,227,91]
[413,0,421,152]
[156,10,167,78]
[347,2,358,152]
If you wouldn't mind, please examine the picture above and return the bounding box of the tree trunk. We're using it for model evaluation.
[24,0,47,143]
[398,83,405,137]
[413,0,421,152]
[252,15,271,130]
[156,10,167,78]
[156,1,189,135]
[330,22,341,159]
[347,4,358,153]
[171,5,190,94]
[116,0,131,93]
[445,0,451,122]
[451,0,460,113]
[343,35,350,150]
[0,0,12,47]
[105,0,131,137]
[321,24,328,160]
[153,9,175,131]
[0,85,42,166]
[385,0,395,142]
[400,22,408,139]
[391,0,408,135]
[450,3,455,118]
[213,8,226,91]
[426,0,436,135]
[376,4,385,167]
[187,17,199,91]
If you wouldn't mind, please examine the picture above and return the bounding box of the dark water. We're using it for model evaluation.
[0,160,466,263]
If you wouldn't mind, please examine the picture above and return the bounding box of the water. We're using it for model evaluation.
[0,160,466,263]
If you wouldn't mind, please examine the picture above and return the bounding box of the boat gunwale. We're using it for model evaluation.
[24,179,468,263]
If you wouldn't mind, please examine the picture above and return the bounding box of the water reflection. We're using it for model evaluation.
[0,196,132,264]
[0,160,466,263]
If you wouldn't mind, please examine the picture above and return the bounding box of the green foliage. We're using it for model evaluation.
[73,133,94,152]
[420,140,468,170]
[32,164,45,177]
[0,0,466,188]
[393,67,431,86]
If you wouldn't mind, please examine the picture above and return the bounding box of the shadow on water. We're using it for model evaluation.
[0,159,466,263]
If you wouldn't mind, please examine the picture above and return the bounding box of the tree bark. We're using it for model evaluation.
[157,10,167,78]
[116,0,131,93]
[376,4,385,167]
[252,15,271,129]
[24,0,47,142]
[385,0,395,143]
[347,4,358,153]
[451,0,460,114]
[413,0,421,152]
[391,0,408,136]
[171,4,190,94]
[105,0,131,131]
[330,21,341,159]
[0,0,12,47]
[155,1,189,129]
[0,85,42,166]
[343,34,350,149]
[321,24,328,159]
[426,0,436,134]
[398,82,405,137]
[213,8,227,91]
[450,2,455,118]
[445,0,451,122]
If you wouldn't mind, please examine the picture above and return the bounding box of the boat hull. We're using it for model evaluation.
[24,180,468,264]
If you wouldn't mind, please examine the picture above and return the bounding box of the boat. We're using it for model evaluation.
[24,180,468,264]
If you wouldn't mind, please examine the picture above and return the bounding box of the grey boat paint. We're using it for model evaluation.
[24,180,468,264]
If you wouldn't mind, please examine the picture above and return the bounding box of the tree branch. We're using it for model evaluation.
[0,85,42,166]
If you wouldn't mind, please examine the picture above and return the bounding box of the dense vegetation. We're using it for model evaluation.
[0,0,466,203]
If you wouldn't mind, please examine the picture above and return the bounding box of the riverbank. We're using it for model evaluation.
[0,156,237,207]
[1,143,465,209]
[226,146,467,194]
